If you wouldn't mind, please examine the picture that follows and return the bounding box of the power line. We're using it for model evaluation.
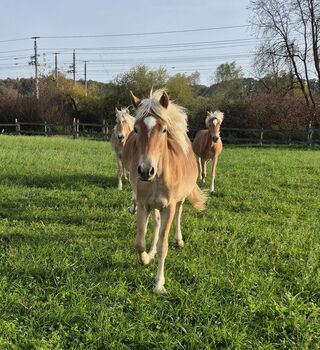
[39,25,249,39]
[36,38,260,52]
[0,37,30,43]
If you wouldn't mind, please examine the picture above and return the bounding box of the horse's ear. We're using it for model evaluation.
[130,91,141,109]
[207,111,211,116]
[159,91,169,109]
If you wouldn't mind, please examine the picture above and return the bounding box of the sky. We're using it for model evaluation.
[0,0,255,85]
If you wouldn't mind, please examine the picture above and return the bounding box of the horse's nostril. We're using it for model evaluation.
[137,165,142,174]
[149,167,155,176]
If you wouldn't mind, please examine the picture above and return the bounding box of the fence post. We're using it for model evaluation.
[72,118,76,138]
[106,123,109,140]
[15,118,20,135]
[102,120,107,139]
[76,119,80,138]
[260,128,263,146]
[44,121,47,136]
[307,121,313,146]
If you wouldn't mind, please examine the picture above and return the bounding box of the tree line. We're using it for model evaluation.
[0,63,319,132]
[1,0,320,131]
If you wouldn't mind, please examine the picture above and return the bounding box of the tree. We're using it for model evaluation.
[114,65,168,102]
[249,0,320,113]
[166,73,197,108]
[214,61,243,84]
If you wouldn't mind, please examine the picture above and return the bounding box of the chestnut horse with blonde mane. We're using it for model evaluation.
[192,111,224,193]
[123,89,207,293]
[111,107,135,190]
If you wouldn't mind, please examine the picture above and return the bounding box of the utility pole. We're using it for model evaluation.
[68,50,76,87]
[84,61,88,96]
[54,53,59,88]
[31,36,40,99]
[73,49,76,86]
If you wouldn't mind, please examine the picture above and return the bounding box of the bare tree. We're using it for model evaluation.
[249,0,320,113]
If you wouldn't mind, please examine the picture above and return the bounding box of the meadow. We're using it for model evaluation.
[0,136,319,349]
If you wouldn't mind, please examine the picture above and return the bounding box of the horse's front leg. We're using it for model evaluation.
[201,158,206,183]
[116,157,123,190]
[135,203,151,265]
[175,201,184,247]
[210,155,219,193]
[197,157,202,181]
[147,209,160,262]
[155,204,176,293]
[129,189,137,214]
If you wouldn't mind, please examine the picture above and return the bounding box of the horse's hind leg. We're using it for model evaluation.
[129,189,137,214]
[147,209,160,261]
[174,201,184,247]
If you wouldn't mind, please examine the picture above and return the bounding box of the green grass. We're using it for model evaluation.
[0,136,319,349]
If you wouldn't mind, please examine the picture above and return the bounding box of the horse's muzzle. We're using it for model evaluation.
[117,134,124,141]
[137,165,155,181]
[212,136,219,143]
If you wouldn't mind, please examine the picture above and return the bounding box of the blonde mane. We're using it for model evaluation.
[135,89,189,154]
[205,110,224,127]
[115,107,135,130]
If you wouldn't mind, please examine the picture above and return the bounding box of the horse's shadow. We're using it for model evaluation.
[0,173,118,190]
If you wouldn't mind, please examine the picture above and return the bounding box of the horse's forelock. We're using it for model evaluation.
[206,111,224,126]
[115,108,135,130]
[135,89,189,154]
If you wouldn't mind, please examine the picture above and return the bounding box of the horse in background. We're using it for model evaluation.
[192,111,224,193]
[122,89,207,293]
[111,107,135,190]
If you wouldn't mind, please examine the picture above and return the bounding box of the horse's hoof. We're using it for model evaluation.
[154,286,167,294]
[128,206,136,214]
[147,251,156,261]
[176,240,184,248]
[140,252,150,265]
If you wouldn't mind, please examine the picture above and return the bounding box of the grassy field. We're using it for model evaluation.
[0,136,319,349]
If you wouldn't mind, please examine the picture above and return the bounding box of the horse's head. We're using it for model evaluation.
[114,107,134,143]
[130,90,170,182]
[205,111,224,143]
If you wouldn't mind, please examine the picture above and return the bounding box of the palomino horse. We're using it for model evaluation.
[192,111,224,193]
[111,107,135,190]
[123,89,207,293]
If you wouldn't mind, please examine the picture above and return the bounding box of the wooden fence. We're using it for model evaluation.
[0,119,319,146]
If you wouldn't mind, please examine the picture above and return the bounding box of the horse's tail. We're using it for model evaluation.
[187,184,207,211]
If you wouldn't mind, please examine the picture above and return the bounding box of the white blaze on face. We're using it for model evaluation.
[144,116,157,138]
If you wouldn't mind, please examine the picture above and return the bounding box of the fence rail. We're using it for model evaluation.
[0,119,319,145]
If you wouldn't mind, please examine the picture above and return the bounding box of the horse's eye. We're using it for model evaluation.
[134,127,138,133]
[163,128,167,133]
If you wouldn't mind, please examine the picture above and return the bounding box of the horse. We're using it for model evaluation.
[111,107,135,190]
[192,111,224,193]
[122,89,207,293]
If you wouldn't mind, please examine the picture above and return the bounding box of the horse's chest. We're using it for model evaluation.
[139,182,170,209]
[205,148,216,159]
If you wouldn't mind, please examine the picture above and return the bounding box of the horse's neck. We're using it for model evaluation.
[205,130,212,148]
[159,138,188,182]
